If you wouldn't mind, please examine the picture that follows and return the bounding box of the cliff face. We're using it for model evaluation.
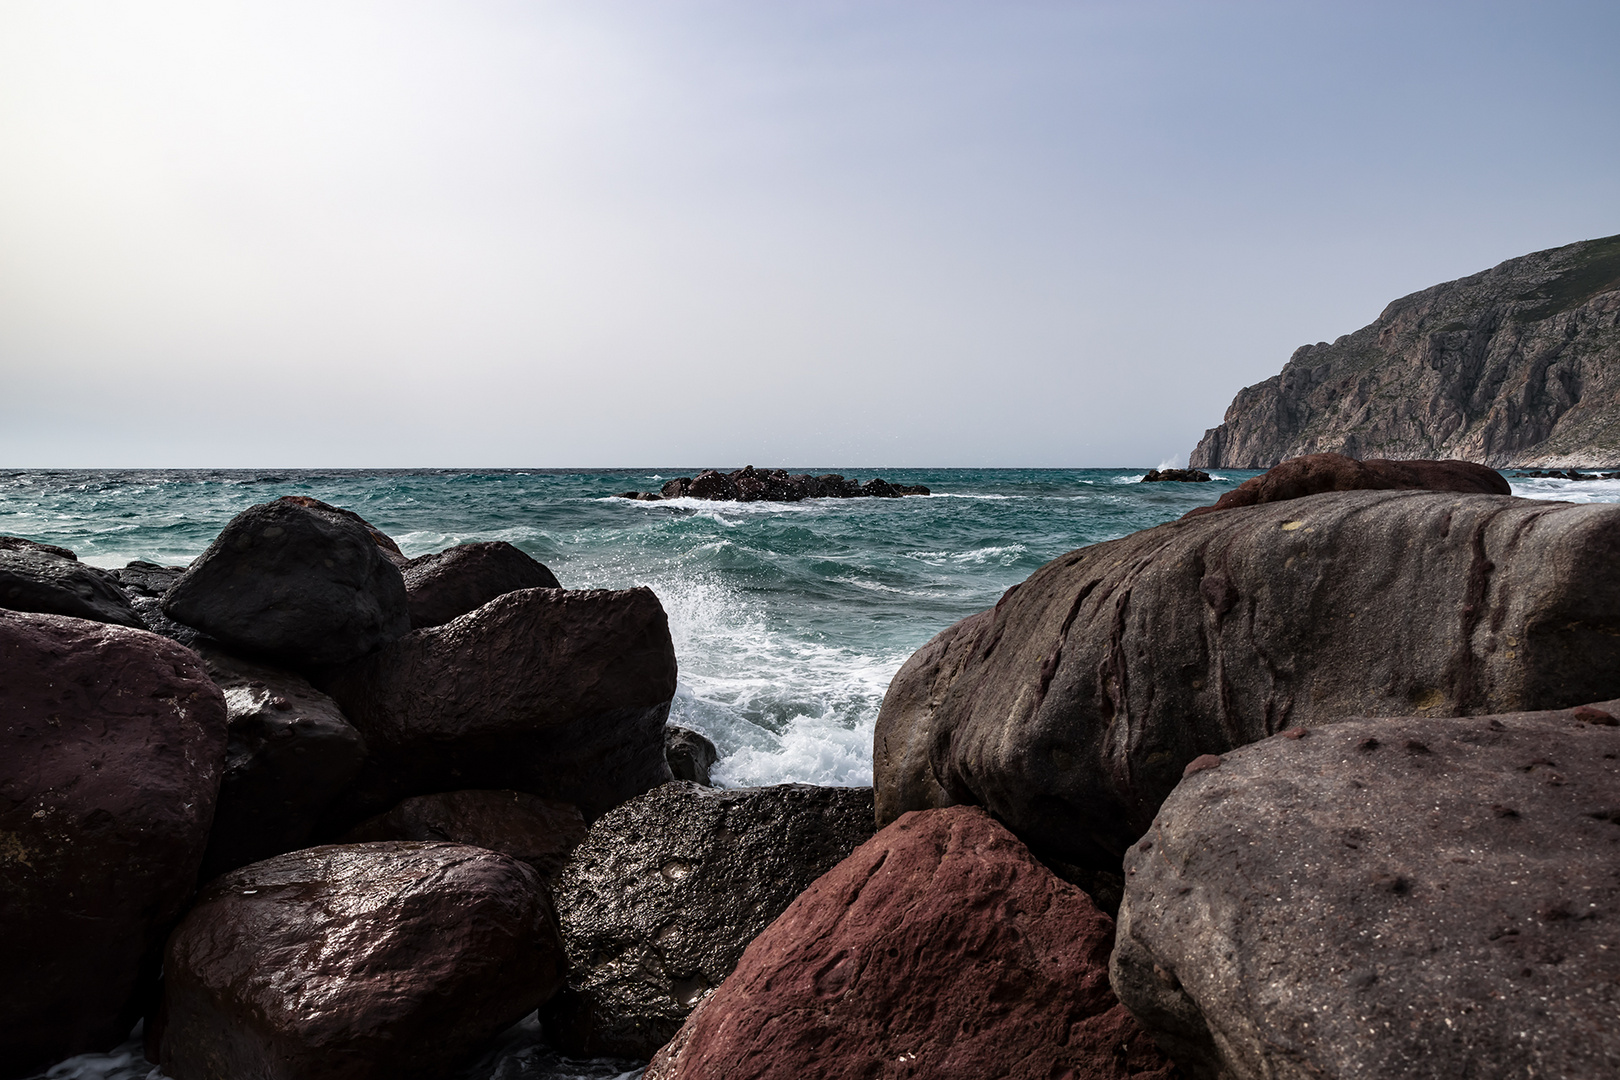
[1191,234,1620,469]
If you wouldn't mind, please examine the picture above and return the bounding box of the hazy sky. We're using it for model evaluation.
[2,1,1617,467]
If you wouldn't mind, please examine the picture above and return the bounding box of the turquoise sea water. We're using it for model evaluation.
[10,465,1616,1080]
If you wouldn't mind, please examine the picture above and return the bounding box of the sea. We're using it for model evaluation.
[9,465,1615,1080]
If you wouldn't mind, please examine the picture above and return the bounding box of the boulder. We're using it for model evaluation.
[340,790,587,884]
[616,469,927,502]
[402,541,561,629]
[107,560,201,645]
[195,647,367,880]
[153,842,565,1080]
[546,782,877,1058]
[645,806,1177,1080]
[317,586,677,827]
[664,725,719,786]
[162,497,410,668]
[1110,706,1620,1080]
[874,489,1620,872]
[1183,453,1507,518]
[0,541,144,628]
[0,612,226,1076]
[1142,469,1211,483]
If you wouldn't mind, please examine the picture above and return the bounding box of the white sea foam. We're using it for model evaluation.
[1509,477,1620,503]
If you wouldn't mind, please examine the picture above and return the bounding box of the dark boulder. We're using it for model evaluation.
[163,497,411,667]
[0,541,144,628]
[1111,706,1620,1080]
[875,489,1620,872]
[660,477,693,498]
[546,782,877,1058]
[276,494,406,562]
[645,806,1177,1080]
[195,647,367,880]
[317,586,677,827]
[664,725,719,786]
[340,790,588,884]
[686,470,737,500]
[1183,452,1507,518]
[402,541,561,629]
[153,842,565,1080]
[0,612,226,1076]
[107,561,200,645]
[1142,469,1211,482]
[615,469,926,502]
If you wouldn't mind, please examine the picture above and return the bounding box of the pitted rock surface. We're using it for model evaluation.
[645,806,1177,1080]
[317,586,677,827]
[546,782,877,1058]
[163,497,409,667]
[1110,706,1620,1080]
[875,489,1620,870]
[154,842,564,1080]
[0,612,226,1076]
[341,789,587,884]
[402,540,561,629]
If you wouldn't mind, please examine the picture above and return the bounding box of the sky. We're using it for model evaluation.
[1,1,1617,468]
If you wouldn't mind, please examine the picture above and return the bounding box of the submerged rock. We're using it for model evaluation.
[402,540,561,629]
[1111,706,1620,1080]
[196,647,367,880]
[664,725,719,786]
[340,790,588,884]
[1183,452,1508,518]
[163,497,410,667]
[153,842,564,1080]
[645,806,1176,1080]
[875,489,1620,871]
[0,612,226,1076]
[546,782,877,1059]
[318,586,677,827]
[0,540,144,628]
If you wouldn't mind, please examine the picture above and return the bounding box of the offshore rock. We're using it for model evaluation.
[1191,233,1620,469]
[163,498,410,667]
[340,790,588,884]
[546,782,877,1059]
[1183,453,1508,518]
[1141,469,1211,482]
[0,612,226,1076]
[1111,707,1620,1080]
[645,806,1177,1080]
[874,489,1620,871]
[664,725,719,786]
[318,586,677,827]
[619,466,928,502]
[196,647,367,880]
[0,540,144,628]
[401,540,561,629]
[154,842,564,1080]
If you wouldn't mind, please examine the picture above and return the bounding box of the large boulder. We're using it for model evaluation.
[0,612,226,1076]
[195,647,368,880]
[1183,452,1508,518]
[163,497,410,668]
[546,782,877,1058]
[402,540,561,629]
[875,490,1620,871]
[1110,705,1620,1080]
[340,790,587,884]
[153,842,565,1080]
[0,539,144,628]
[645,806,1177,1080]
[317,586,677,827]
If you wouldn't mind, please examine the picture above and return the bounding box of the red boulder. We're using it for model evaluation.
[1183,452,1508,518]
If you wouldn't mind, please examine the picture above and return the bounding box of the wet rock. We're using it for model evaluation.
[546,782,877,1059]
[195,647,367,880]
[0,612,226,1076]
[664,725,719,786]
[153,842,565,1080]
[163,497,411,667]
[1183,452,1508,518]
[645,806,1177,1080]
[402,541,562,629]
[107,561,201,646]
[340,790,587,884]
[0,541,144,628]
[875,489,1620,872]
[1142,469,1212,483]
[1111,706,1620,1080]
[317,586,677,827]
[617,468,927,502]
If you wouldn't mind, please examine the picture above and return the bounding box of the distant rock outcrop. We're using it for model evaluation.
[618,466,928,502]
[1191,233,1620,469]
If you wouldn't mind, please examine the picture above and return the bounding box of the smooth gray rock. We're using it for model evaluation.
[664,725,719,787]
[1110,705,1620,1080]
[0,542,144,628]
[544,782,878,1059]
[875,489,1620,872]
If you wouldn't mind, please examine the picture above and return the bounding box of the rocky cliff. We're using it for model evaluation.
[1191,233,1620,468]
